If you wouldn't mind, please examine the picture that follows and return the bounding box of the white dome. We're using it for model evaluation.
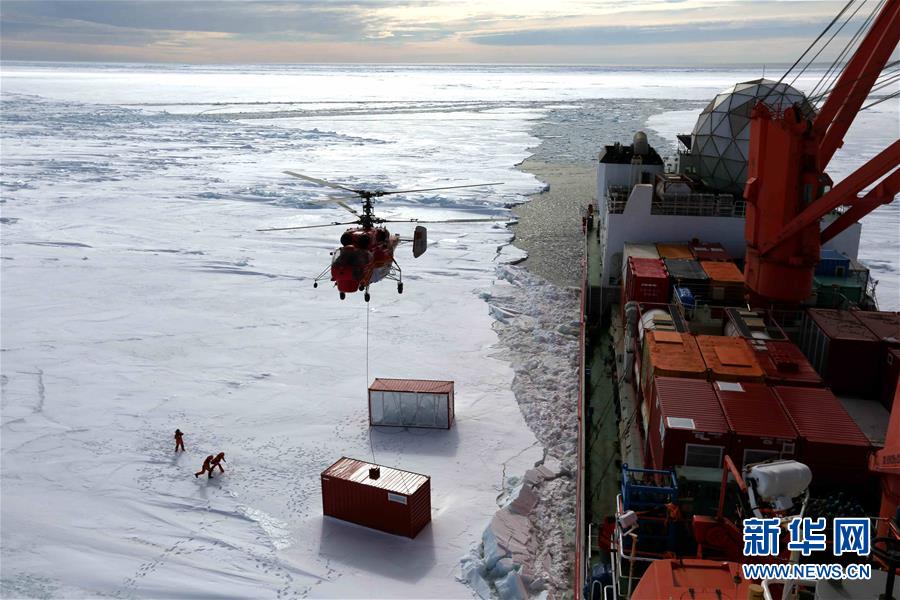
[691,79,815,196]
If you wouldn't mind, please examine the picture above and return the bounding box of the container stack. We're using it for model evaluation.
[624,257,670,305]
[649,377,730,470]
[695,335,765,383]
[799,309,881,398]
[713,381,798,469]
[773,387,873,486]
[699,261,745,305]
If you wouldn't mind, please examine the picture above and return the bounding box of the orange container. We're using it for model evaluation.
[696,335,765,382]
[641,331,707,398]
[656,243,693,259]
[700,261,744,283]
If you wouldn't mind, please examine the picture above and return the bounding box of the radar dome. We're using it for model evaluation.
[690,79,815,196]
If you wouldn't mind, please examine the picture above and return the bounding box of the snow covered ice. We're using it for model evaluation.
[2,64,897,599]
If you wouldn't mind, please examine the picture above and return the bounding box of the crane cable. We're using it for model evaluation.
[760,0,856,107]
[366,300,376,464]
[808,0,886,104]
[789,0,869,89]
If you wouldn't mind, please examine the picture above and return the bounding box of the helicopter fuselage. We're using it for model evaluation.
[330,226,399,295]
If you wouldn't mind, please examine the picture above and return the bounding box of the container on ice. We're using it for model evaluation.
[368,378,454,429]
[321,457,431,538]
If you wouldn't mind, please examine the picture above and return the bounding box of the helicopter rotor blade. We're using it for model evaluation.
[379,217,513,224]
[377,182,504,196]
[257,220,358,232]
[333,199,360,216]
[283,171,362,194]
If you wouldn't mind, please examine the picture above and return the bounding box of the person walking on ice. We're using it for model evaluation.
[195,454,215,479]
[211,452,226,474]
[174,429,185,452]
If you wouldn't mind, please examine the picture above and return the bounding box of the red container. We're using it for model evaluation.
[625,257,670,305]
[883,349,900,411]
[748,339,823,387]
[713,381,798,469]
[696,335,765,383]
[851,311,900,348]
[649,377,730,469]
[800,309,881,398]
[773,386,873,486]
[321,457,431,538]
[689,241,729,262]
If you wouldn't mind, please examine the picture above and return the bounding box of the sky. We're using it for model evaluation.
[0,0,886,65]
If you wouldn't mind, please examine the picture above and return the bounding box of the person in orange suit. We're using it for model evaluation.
[211,452,226,474]
[174,429,185,452]
[195,454,215,479]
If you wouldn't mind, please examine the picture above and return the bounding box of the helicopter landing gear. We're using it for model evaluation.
[397,282,404,294]
[339,292,346,300]
[313,282,318,288]
[364,291,371,302]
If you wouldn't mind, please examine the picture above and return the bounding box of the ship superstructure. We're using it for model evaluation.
[575,3,900,597]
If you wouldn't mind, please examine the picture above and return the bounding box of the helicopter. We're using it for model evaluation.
[258,171,506,302]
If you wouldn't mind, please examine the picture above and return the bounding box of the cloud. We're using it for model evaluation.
[0,0,867,64]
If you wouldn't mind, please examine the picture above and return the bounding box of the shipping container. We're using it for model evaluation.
[638,303,689,339]
[724,308,788,341]
[852,311,900,348]
[713,381,798,468]
[368,378,454,429]
[640,331,707,401]
[815,249,851,277]
[664,259,709,290]
[699,261,745,304]
[656,243,694,259]
[689,241,729,262]
[625,257,670,305]
[748,339,823,387]
[800,309,881,398]
[773,386,873,486]
[321,457,431,538]
[619,243,661,284]
[696,335,765,382]
[649,377,730,470]
[883,348,900,411]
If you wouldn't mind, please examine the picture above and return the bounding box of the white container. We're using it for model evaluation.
[368,378,454,429]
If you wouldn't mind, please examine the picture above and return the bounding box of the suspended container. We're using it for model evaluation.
[625,257,670,305]
[648,377,730,470]
[321,457,431,538]
[799,309,881,398]
[748,339,823,387]
[712,381,798,469]
[368,378,454,429]
[696,335,764,383]
[773,386,873,486]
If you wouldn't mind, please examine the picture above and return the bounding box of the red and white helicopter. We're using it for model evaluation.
[258,171,506,302]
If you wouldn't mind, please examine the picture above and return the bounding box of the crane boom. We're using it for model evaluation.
[742,0,900,303]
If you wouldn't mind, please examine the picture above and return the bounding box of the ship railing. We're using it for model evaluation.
[760,578,816,600]
[607,186,630,214]
[651,192,746,218]
[609,494,661,600]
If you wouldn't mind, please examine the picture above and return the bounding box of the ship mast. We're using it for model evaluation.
[742,0,900,303]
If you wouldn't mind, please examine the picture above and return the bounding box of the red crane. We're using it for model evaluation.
[742,0,900,303]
